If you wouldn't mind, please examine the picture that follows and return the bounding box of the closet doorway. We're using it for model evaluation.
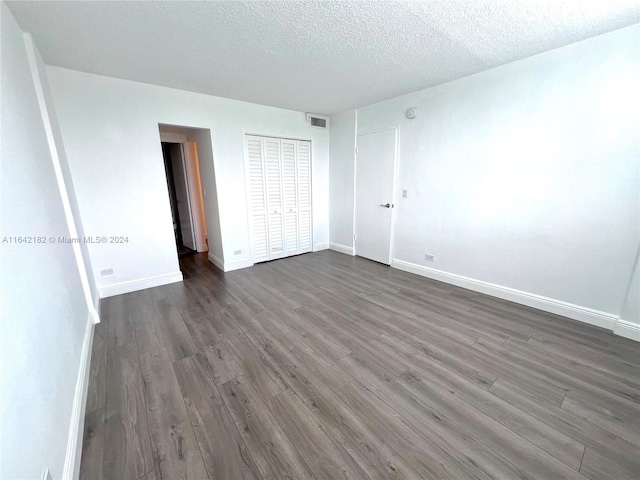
[245,134,312,263]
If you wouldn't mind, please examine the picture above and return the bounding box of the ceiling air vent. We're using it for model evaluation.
[306,113,329,129]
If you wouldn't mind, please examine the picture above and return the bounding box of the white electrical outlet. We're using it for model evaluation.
[402,189,408,198]
[234,250,242,255]
[100,268,114,276]
[425,253,435,262]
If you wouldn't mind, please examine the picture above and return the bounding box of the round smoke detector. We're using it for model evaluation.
[406,107,418,119]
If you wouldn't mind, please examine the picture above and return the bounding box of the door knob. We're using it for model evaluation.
[379,203,391,208]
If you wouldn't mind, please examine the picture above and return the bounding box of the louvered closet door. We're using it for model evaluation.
[297,140,312,253]
[246,136,269,262]
[264,137,285,259]
[281,139,299,256]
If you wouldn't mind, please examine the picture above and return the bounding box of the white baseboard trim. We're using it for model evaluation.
[99,271,183,298]
[208,252,224,271]
[392,258,618,332]
[208,252,254,272]
[313,242,330,252]
[613,319,640,341]
[62,314,94,480]
[224,257,254,272]
[329,242,354,255]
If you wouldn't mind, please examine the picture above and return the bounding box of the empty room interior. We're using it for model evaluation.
[2,1,640,479]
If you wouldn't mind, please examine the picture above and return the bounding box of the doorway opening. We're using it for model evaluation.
[161,142,197,256]
[159,125,211,261]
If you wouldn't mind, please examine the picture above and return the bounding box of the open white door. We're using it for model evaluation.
[169,143,196,250]
[355,128,398,264]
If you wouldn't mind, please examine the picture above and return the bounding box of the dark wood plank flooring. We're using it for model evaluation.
[80,251,640,480]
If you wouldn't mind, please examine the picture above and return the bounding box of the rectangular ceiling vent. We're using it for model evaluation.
[306,113,329,129]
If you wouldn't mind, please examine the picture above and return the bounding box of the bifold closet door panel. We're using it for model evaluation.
[281,139,299,256]
[264,137,285,260]
[246,135,269,262]
[297,140,312,253]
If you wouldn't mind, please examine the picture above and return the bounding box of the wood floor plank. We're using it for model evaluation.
[503,336,640,406]
[218,313,288,402]
[269,389,369,480]
[174,354,262,480]
[80,407,105,480]
[153,299,198,361]
[139,348,209,480]
[363,290,492,346]
[580,447,638,480]
[527,333,640,385]
[129,291,166,355]
[138,471,157,480]
[236,314,421,480]
[490,377,640,473]
[396,371,586,479]
[370,317,499,389]
[375,334,585,469]
[338,354,537,479]
[107,295,135,349]
[336,383,485,480]
[86,321,108,413]
[103,342,154,480]
[561,392,640,446]
[180,307,222,349]
[255,308,352,392]
[484,337,640,415]
[284,308,352,360]
[199,342,243,385]
[300,303,410,379]
[219,375,316,479]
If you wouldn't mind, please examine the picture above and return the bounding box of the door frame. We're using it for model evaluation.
[353,125,400,265]
[242,130,314,264]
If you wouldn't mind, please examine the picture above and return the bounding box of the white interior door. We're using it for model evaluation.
[355,128,397,264]
[170,143,196,250]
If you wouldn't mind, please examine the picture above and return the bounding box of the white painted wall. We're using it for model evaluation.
[47,68,329,294]
[329,110,357,253]
[334,25,639,325]
[0,4,91,478]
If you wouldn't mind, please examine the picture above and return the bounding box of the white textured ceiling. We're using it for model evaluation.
[7,1,639,115]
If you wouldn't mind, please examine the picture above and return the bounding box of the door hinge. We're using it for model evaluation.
[354,233,357,241]
[355,146,358,154]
